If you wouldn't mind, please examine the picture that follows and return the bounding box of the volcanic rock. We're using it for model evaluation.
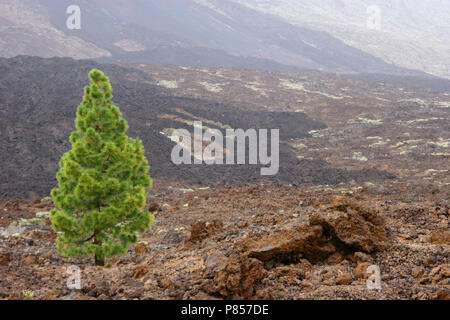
[134,243,148,255]
[429,231,450,245]
[248,199,388,266]
[202,254,266,299]
[354,262,370,279]
[0,252,11,266]
[309,199,389,253]
[133,265,148,279]
[188,219,223,243]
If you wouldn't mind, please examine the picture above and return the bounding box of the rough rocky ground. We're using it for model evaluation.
[0,181,448,300]
[0,59,448,300]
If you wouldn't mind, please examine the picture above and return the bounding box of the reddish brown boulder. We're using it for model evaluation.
[429,231,450,245]
[336,273,353,285]
[148,202,160,212]
[272,260,312,280]
[203,254,266,299]
[23,255,38,265]
[435,289,450,300]
[354,262,370,279]
[26,230,56,241]
[133,265,148,279]
[157,276,174,289]
[134,243,148,255]
[310,201,389,253]
[248,224,337,264]
[188,219,223,243]
[246,199,388,266]
[0,252,11,266]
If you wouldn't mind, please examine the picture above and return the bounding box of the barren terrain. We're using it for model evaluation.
[0,58,448,300]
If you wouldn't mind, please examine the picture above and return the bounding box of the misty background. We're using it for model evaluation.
[0,0,448,79]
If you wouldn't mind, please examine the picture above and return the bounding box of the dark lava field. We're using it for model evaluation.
[0,56,394,198]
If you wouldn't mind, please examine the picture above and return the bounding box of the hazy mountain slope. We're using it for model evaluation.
[0,0,110,59]
[72,0,421,75]
[38,0,305,72]
[232,0,450,79]
[0,0,430,75]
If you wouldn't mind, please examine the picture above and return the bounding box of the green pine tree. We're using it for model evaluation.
[50,69,153,266]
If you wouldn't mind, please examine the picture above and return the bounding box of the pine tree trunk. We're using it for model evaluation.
[94,234,104,266]
[95,255,104,266]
